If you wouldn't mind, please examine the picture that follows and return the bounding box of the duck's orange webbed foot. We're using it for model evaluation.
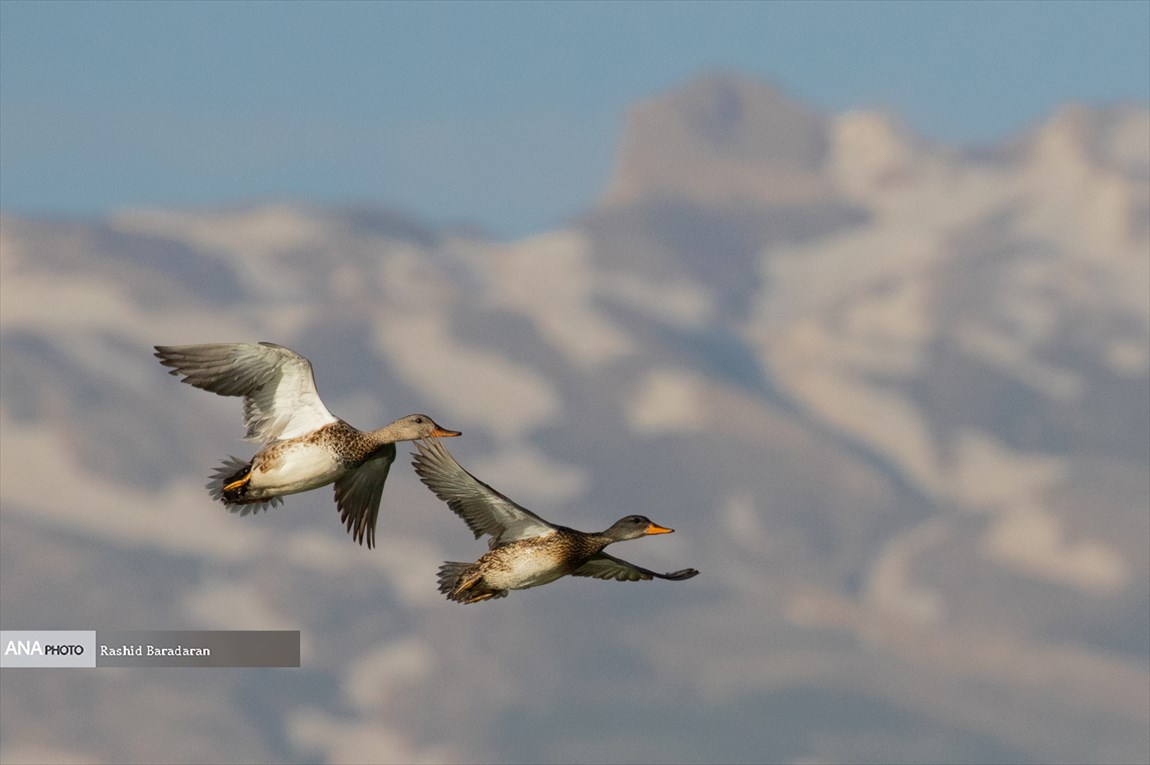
[452,573,482,599]
[223,471,252,492]
[463,592,496,604]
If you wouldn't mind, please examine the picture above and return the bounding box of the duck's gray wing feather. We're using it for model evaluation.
[572,551,699,582]
[411,439,555,545]
[333,443,395,549]
[154,342,337,443]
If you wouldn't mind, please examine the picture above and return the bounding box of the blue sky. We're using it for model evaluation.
[1,0,1147,236]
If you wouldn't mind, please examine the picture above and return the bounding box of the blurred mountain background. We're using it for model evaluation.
[1,70,1147,765]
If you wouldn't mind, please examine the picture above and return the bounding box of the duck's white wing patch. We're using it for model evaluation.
[411,439,555,545]
[243,343,337,441]
[155,342,337,442]
[572,552,700,582]
[333,443,395,550]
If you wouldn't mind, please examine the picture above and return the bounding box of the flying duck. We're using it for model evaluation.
[411,438,698,603]
[154,341,460,548]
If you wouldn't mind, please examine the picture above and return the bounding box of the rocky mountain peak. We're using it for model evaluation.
[601,73,834,208]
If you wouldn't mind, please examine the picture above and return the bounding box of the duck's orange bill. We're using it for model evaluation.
[432,428,462,437]
[645,523,674,535]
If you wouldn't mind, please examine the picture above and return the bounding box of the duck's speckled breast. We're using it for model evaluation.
[313,420,384,466]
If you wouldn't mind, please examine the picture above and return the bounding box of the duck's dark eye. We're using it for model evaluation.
[415,417,424,424]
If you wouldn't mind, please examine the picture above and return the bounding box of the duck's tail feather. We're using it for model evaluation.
[206,456,282,517]
[436,562,508,604]
[437,562,471,598]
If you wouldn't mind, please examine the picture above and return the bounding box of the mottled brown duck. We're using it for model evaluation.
[155,342,460,548]
[411,439,698,603]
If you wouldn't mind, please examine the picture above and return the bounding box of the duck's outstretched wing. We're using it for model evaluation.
[333,443,396,549]
[154,342,337,443]
[572,552,699,582]
[411,439,555,546]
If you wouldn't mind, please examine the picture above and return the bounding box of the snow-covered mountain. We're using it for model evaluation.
[1,74,1147,765]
